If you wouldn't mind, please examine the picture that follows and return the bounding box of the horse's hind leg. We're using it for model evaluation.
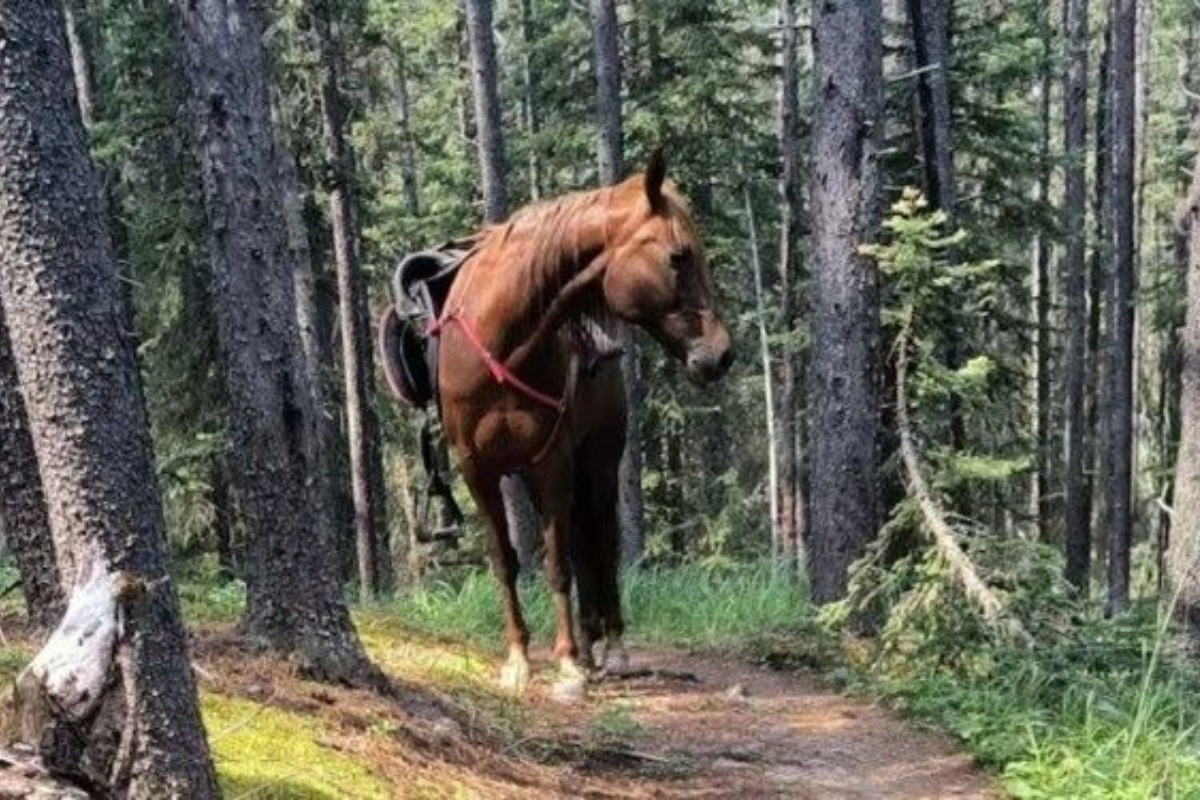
[570,469,604,671]
[461,460,531,693]
[576,433,631,676]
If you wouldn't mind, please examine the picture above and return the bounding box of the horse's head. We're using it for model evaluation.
[601,150,734,385]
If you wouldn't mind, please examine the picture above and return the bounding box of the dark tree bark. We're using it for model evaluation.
[0,0,218,793]
[905,0,957,218]
[277,142,348,572]
[1062,0,1091,589]
[0,317,63,630]
[175,0,380,684]
[463,0,508,222]
[589,0,646,566]
[807,0,884,604]
[776,0,805,564]
[907,0,966,461]
[1169,96,1200,645]
[312,0,391,600]
[1102,0,1135,617]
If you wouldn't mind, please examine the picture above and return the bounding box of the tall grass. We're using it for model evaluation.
[835,601,1200,799]
[383,562,808,651]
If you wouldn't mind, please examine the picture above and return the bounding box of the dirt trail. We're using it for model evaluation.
[191,629,998,799]
[519,647,998,800]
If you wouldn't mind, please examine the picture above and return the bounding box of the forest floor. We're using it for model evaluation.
[186,617,998,799]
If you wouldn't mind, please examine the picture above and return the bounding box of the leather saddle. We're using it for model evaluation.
[377,243,470,409]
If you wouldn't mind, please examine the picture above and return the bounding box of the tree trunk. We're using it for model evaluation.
[906,0,965,457]
[463,0,508,223]
[1031,2,1053,541]
[1161,20,1197,589]
[1089,29,1110,579]
[1103,0,1135,617]
[807,0,884,604]
[589,0,646,566]
[777,0,804,565]
[905,0,957,218]
[211,458,236,578]
[743,180,781,558]
[312,0,390,600]
[174,0,380,685]
[0,316,63,630]
[462,0,539,567]
[393,47,421,217]
[1169,97,1200,645]
[0,1,218,793]
[590,0,622,185]
[276,141,350,578]
[1062,0,1090,590]
[519,0,543,201]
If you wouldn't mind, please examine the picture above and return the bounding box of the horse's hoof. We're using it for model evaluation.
[550,659,589,703]
[601,649,633,677]
[499,656,531,694]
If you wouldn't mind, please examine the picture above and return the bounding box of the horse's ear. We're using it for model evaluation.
[645,147,666,209]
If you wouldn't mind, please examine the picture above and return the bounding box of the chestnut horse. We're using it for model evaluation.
[405,152,731,699]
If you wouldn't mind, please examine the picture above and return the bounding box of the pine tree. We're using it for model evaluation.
[807,0,884,604]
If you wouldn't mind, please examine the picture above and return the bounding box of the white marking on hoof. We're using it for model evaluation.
[498,650,531,694]
[551,658,588,703]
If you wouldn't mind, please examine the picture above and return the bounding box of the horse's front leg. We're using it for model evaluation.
[530,455,587,702]
[460,459,531,693]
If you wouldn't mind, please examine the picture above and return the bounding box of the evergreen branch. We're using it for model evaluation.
[894,317,1034,649]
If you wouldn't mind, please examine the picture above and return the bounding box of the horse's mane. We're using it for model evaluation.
[477,178,697,290]
[464,179,701,358]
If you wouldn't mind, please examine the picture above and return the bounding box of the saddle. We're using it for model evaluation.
[377,241,474,543]
[378,242,470,409]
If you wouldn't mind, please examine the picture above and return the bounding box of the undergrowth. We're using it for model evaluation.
[790,530,1200,800]
[381,561,809,651]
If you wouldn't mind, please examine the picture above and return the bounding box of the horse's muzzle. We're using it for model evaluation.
[686,341,734,385]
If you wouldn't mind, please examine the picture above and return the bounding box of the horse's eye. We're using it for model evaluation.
[668,249,689,270]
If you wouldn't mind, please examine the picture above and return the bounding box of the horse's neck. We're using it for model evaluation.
[483,198,615,368]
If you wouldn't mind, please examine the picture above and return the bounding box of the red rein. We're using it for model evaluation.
[428,312,566,412]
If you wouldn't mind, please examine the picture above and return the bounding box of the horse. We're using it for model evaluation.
[386,150,732,700]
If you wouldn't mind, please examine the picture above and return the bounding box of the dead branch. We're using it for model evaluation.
[894,322,1034,648]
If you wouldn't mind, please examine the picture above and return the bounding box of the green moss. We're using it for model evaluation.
[0,647,32,686]
[203,692,389,799]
